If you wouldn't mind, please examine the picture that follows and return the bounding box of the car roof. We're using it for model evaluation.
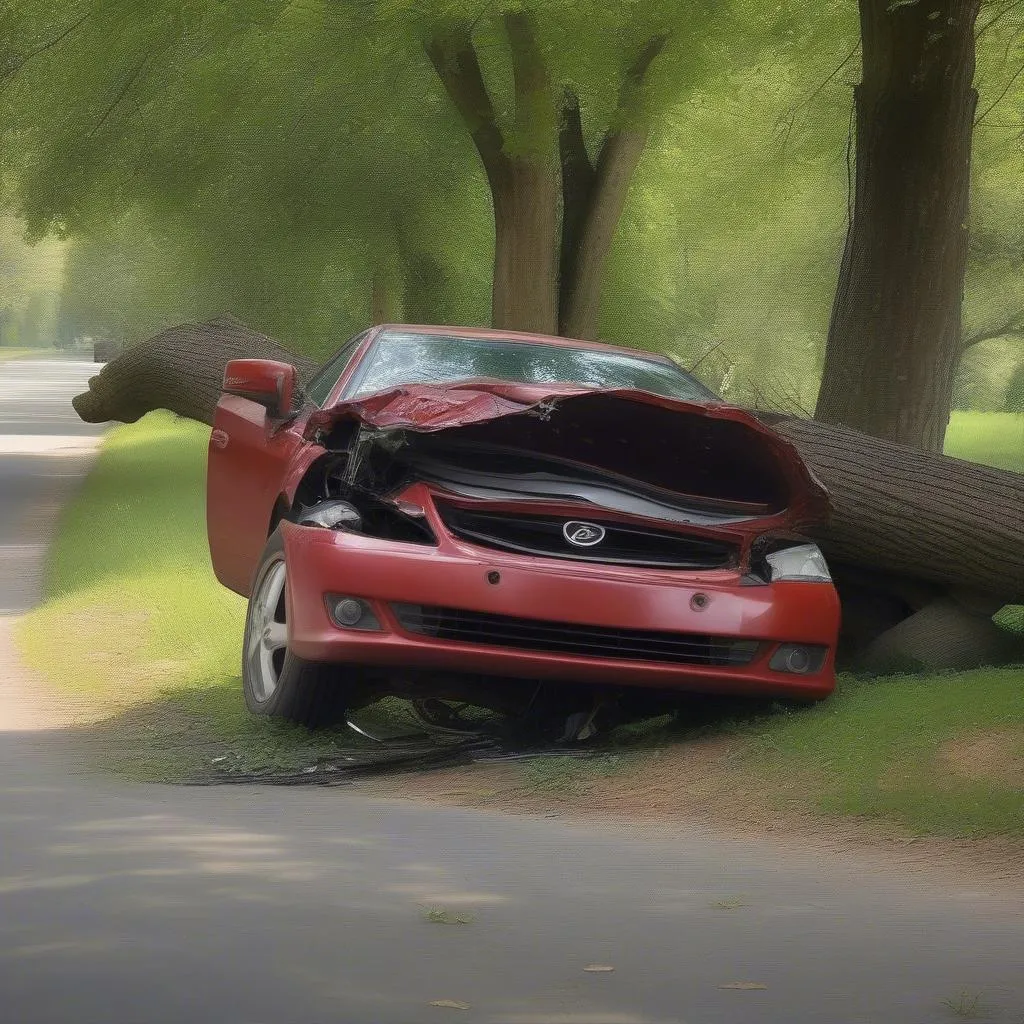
[371,324,678,365]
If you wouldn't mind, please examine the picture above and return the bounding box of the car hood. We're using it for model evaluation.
[305,380,830,533]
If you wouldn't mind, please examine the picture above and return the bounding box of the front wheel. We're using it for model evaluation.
[241,530,347,728]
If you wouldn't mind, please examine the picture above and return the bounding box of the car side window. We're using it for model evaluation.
[304,331,370,407]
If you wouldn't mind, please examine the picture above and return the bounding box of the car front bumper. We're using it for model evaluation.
[280,522,841,701]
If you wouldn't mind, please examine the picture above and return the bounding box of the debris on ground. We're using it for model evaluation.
[183,702,618,786]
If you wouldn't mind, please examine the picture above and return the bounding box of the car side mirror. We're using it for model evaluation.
[222,359,298,421]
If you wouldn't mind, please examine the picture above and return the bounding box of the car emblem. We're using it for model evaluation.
[563,521,606,547]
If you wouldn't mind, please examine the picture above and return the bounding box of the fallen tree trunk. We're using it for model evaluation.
[74,317,1024,672]
[768,416,1024,603]
[72,316,320,426]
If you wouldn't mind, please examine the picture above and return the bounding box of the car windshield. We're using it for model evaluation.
[342,331,718,402]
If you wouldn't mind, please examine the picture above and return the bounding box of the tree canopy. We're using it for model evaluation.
[1,0,1022,413]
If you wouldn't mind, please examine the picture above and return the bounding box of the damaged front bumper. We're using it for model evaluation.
[280,520,840,701]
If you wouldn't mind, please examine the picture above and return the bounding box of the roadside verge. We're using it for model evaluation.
[16,411,1024,844]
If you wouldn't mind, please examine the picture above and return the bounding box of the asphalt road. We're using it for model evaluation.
[0,358,1022,1024]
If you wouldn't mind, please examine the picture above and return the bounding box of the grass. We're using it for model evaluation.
[0,346,56,363]
[945,410,1024,471]
[16,412,368,780]
[731,671,1024,837]
[519,754,632,795]
[421,906,475,925]
[15,410,1024,837]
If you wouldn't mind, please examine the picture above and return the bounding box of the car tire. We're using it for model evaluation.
[241,529,347,728]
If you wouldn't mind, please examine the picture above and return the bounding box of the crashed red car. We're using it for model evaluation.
[206,325,840,727]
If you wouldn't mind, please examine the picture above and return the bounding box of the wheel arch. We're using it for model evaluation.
[268,494,290,537]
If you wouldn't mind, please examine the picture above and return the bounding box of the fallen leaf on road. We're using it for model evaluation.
[430,1000,471,1010]
[718,982,768,990]
[583,964,615,973]
[421,905,475,925]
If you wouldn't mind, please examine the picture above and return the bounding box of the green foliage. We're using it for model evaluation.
[0,214,65,346]
[0,0,856,369]
[945,410,1024,471]
[953,339,1024,412]
[0,0,1019,393]
[1005,363,1024,413]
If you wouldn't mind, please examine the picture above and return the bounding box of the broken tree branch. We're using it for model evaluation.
[961,317,1024,350]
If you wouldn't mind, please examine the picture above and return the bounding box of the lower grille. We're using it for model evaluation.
[391,604,760,666]
[435,503,736,569]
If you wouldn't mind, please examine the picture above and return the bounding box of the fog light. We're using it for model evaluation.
[769,643,828,674]
[335,598,363,625]
[325,594,382,631]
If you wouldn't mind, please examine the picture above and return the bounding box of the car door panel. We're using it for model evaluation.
[207,395,304,596]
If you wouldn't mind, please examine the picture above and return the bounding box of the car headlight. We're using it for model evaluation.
[764,543,831,583]
[297,499,362,530]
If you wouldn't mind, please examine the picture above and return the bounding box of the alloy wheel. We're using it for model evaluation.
[246,559,288,702]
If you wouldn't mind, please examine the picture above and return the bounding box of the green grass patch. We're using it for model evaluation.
[19,413,243,697]
[16,411,367,780]
[0,347,55,363]
[16,411,1024,836]
[944,411,1024,471]
[730,671,1024,837]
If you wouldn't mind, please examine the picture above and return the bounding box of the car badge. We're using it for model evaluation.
[563,521,606,547]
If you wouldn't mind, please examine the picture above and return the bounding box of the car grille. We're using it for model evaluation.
[391,604,760,666]
[435,503,736,569]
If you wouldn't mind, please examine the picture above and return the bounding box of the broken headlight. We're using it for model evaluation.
[297,499,362,531]
[763,543,831,583]
[297,496,436,545]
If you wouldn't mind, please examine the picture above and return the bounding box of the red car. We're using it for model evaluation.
[207,325,841,728]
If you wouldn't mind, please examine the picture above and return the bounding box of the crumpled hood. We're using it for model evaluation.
[304,380,830,532]
[306,380,591,434]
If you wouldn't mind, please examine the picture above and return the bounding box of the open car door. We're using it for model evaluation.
[206,359,305,596]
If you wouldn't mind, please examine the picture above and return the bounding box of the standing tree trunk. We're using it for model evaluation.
[427,13,559,336]
[491,155,560,333]
[428,19,666,339]
[816,0,981,452]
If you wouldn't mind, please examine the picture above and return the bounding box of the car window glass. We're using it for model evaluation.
[305,331,370,406]
[344,332,718,402]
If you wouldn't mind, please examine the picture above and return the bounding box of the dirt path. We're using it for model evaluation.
[359,736,1024,893]
[0,359,106,731]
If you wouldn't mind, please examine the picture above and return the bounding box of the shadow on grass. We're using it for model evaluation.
[26,660,1023,840]
[66,677,380,783]
[64,673,791,787]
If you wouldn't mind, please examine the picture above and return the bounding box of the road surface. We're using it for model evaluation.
[0,357,1021,1024]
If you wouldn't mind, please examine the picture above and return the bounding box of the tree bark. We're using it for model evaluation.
[71,315,319,427]
[816,0,981,452]
[75,319,1024,618]
[771,415,1024,602]
[558,88,597,331]
[490,155,560,334]
[426,14,559,335]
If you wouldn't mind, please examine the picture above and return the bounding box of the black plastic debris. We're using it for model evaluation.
[184,702,615,786]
